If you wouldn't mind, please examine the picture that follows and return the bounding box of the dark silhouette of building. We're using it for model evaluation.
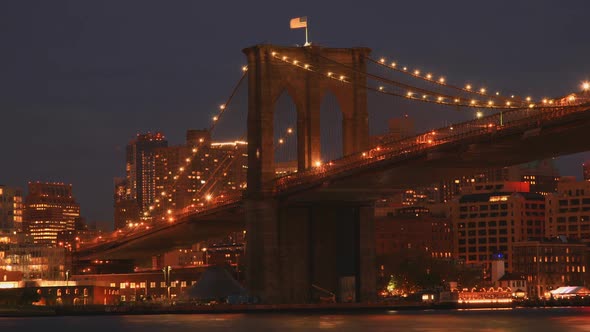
[583,161,590,181]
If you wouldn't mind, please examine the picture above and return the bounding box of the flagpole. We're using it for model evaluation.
[305,18,310,46]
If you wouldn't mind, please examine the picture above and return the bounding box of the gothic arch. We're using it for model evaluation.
[243,44,371,196]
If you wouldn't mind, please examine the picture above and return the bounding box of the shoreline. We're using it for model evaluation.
[1,300,589,317]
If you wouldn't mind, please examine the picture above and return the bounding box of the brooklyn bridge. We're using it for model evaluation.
[76,44,590,304]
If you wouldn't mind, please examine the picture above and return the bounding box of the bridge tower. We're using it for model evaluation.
[243,44,371,195]
[242,44,375,303]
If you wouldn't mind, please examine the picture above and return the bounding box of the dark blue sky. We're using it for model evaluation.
[2,1,590,230]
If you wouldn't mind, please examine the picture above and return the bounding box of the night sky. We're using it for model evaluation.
[2,1,590,230]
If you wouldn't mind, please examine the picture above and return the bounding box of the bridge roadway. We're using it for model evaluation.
[78,101,590,261]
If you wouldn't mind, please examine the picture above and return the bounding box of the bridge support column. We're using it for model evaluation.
[245,200,377,304]
[244,198,280,303]
[278,206,311,303]
[358,206,377,302]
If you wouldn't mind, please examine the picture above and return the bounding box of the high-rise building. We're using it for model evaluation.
[23,182,80,246]
[0,185,23,231]
[151,130,247,222]
[450,182,545,273]
[126,132,168,214]
[113,177,139,230]
[545,178,590,239]
[154,145,192,218]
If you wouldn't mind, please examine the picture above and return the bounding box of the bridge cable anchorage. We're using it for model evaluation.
[370,56,525,105]
[272,49,587,111]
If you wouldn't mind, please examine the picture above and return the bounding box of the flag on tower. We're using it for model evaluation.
[290,16,307,29]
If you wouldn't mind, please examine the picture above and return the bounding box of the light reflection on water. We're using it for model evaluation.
[0,307,589,331]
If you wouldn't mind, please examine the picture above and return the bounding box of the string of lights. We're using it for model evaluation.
[270,50,588,111]
[369,56,524,105]
[312,51,564,109]
[144,67,249,223]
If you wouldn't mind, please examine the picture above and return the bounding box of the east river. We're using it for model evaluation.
[1,307,590,331]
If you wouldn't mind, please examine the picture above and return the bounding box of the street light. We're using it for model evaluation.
[201,247,208,266]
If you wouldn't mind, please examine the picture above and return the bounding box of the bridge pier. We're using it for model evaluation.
[245,198,376,304]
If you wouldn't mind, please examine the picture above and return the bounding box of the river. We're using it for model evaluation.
[1,307,589,331]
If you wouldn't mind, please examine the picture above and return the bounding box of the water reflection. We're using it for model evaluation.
[0,308,589,331]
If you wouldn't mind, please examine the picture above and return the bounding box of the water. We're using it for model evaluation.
[1,307,590,331]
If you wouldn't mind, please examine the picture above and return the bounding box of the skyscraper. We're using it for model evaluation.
[0,185,23,231]
[113,177,139,230]
[151,129,247,221]
[23,182,80,246]
[126,132,168,214]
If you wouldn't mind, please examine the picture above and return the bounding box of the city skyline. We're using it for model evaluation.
[2,1,590,228]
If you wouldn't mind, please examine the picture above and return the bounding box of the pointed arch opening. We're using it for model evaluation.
[273,89,298,176]
[320,91,343,162]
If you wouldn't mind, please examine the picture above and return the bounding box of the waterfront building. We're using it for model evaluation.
[512,238,587,299]
[0,244,66,280]
[72,266,208,302]
[0,280,118,306]
[450,182,545,273]
[23,182,80,246]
